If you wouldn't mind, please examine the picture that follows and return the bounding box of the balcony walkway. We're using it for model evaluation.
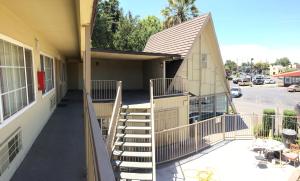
[11,91,86,181]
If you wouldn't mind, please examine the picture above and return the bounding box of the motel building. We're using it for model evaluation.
[0,1,233,181]
[273,70,300,87]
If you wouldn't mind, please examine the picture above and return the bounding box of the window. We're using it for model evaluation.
[40,54,54,94]
[0,129,22,176]
[0,39,35,123]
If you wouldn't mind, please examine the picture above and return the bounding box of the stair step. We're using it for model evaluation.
[116,133,151,139]
[113,150,152,157]
[120,112,151,116]
[119,172,152,180]
[119,119,150,123]
[115,142,151,147]
[117,126,151,130]
[122,103,150,109]
[114,161,152,168]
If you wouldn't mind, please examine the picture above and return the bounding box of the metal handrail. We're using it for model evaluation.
[154,113,300,164]
[91,80,118,101]
[150,80,156,181]
[106,81,122,156]
[84,92,115,181]
[151,77,188,98]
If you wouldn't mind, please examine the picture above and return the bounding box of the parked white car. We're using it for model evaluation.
[264,78,276,84]
[231,87,242,98]
[288,85,300,92]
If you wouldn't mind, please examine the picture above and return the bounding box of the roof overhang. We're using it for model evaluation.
[273,70,300,77]
[91,49,182,61]
[0,0,97,59]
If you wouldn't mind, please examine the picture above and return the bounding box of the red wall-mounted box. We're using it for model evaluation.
[37,71,45,91]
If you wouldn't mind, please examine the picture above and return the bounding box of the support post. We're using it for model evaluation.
[84,25,91,94]
[222,115,226,140]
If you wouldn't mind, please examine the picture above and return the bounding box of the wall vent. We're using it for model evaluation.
[0,128,22,176]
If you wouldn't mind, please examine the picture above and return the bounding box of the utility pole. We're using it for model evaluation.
[250,58,254,80]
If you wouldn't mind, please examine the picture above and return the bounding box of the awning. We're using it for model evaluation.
[91,49,182,61]
[273,70,300,77]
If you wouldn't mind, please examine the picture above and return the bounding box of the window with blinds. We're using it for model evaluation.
[0,39,35,123]
[40,54,54,94]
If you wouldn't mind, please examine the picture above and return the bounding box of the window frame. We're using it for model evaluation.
[0,34,37,126]
[40,52,55,98]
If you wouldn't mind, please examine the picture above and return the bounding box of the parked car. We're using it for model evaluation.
[252,77,264,85]
[233,78,242,84]
[296,102,300,109]
[264,78,276,84]
[288,85,300,92]
[238,78,252,86]
[231,87,242,98]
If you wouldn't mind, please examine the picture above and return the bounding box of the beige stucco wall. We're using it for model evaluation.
[154,95,189,132]
[175,19,228,97]
[0,5,66,181]
[143,61,164,89]
[67,62,83,90]
[91,59,144,90]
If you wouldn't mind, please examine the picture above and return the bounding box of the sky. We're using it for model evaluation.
[119,0,300,64]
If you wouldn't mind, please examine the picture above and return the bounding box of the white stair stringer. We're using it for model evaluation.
[112,104,155,181]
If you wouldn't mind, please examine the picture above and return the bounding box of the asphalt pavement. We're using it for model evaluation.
[231,84,300,115]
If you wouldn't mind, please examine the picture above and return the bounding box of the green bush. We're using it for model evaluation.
[282,110,298,131]
[262,109,275,134]
[253,124,264,137]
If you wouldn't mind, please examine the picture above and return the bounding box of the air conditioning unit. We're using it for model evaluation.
[0,128,22,176]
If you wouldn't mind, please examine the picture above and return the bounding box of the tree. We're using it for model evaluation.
[132,16,162,51]
[92,0,122,49]
[224,60,237,75]
[254,62,269,74]
[274,57,291,67]
[161,0,199,28]
[113,12,138,51]
[92,0,162,51]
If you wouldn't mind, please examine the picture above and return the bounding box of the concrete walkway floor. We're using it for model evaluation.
[11,91,86,181]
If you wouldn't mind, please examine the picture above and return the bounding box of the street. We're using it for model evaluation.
[232,86,300,115]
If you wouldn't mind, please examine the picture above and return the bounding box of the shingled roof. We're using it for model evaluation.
[144,13,210,58]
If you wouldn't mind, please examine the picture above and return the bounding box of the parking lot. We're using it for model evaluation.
[232,85,300,115]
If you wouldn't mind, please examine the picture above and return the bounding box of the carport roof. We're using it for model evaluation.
[91,49,181,61]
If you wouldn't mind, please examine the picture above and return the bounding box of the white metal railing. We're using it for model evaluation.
[106,81,122,156]
[149,80,156,181]
[155,114,300,164]
[151,77,188,98]
[91,80,118,101]
[155,116,224,163]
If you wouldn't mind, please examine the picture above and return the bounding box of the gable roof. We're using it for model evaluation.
[144,13,210,57]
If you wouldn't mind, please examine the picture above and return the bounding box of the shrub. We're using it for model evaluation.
[262,109,275,135]
[254,124,263,138]
[283,110,298,131]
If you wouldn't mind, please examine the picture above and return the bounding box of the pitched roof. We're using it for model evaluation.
[144,13,210,57]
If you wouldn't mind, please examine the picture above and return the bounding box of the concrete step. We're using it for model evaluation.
[114,160,152,169]
[115,141,151,147]
[116,133,151,139]
[117,126,151,130]
[113,150,152,157]
[119,172,152,180]
[119,119,150,123]
[120,112,151,116]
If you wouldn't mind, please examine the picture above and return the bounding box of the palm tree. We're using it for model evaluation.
[161,0,199,28]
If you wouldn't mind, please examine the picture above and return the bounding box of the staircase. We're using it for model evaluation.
[112,103,155,181]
